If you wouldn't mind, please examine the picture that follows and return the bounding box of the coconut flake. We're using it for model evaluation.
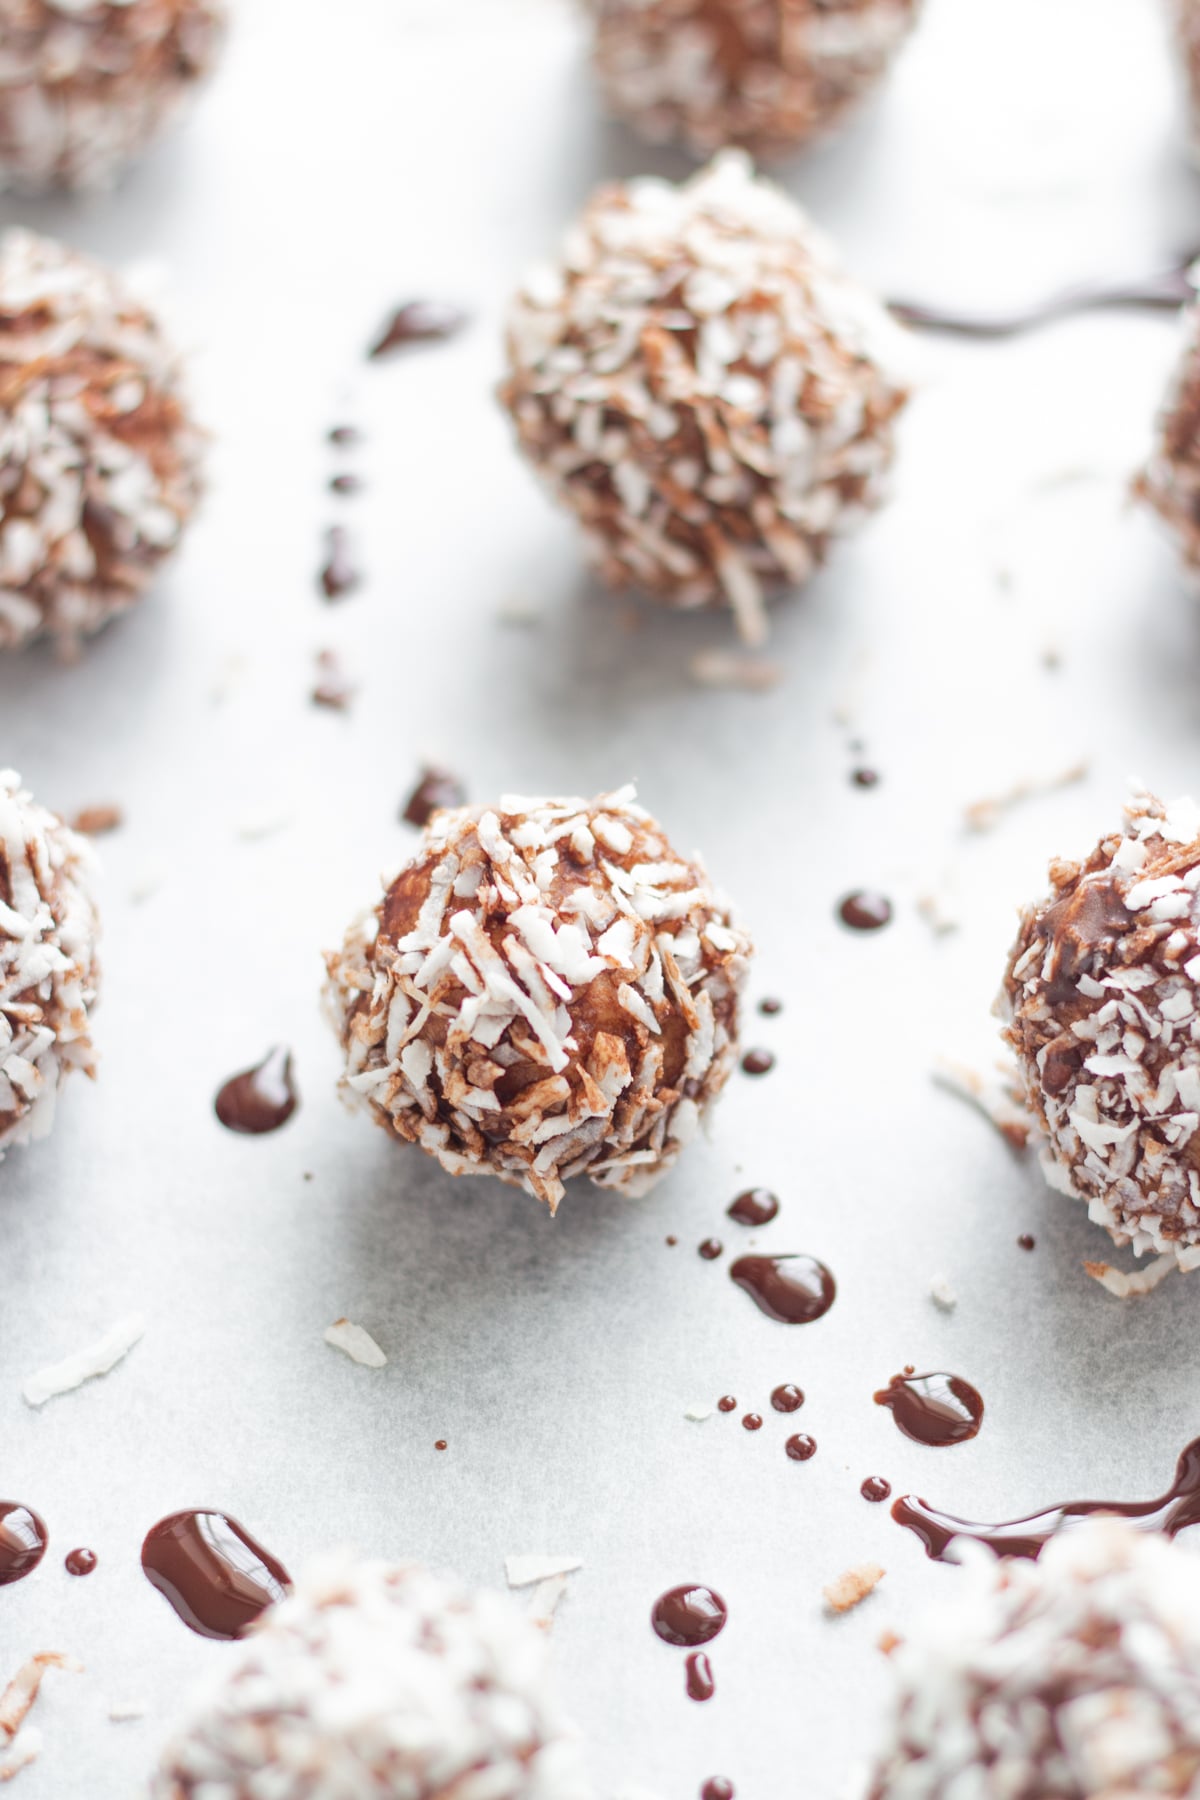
[323,1319,387,1369]
[22,1314,145,1407]
[824,1563,885,1615]
[1082,1254,1176,1298]
[504,1555,583,1589]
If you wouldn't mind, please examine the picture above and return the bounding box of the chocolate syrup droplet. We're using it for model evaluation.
[319,525,360,601]
[838,890,893,932]
[894,1436,1200,1564]
[874,1372,984,1447]
[434,1440,447,1452]
[758,996,783,1016]
[329,472,363,496]
[727,1187,779,1227]
[65,1547,97,1576]
[368,300,470,359]
[861,1477,892,1503]
[701,1782,734,1800]
[214,1047,298,1136]
[888,256,1198,339]
[1018,1233,1036,1251]
[742,1413,763,1432]
[717,1395,737,1413]
[730,1254,836,1324]
[650,1584,728,1647]
[851,767,880,789]
[328,425,360,447]
[0,1504,47,1586]
[665,1235,678,1247]
[312,648,355,711]
[786,1433,817,1461]
[685,1651,715,1702]
[770,1383,804,1413]
[141,1511,291,1640]
[402,766,467,828]
[698,1237,723,1261]
[740,1048,775,1076]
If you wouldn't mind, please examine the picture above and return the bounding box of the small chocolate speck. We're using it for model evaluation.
[328,425,360,447]
[311,649,355,711]
[435,1440,447,1452]
[838,891,893,932]
[71,804,123,835]
[851,768,880,789]
[861,1476,892,1503]
[741,1048,775,1076]
[368,300,470,360]
[698,1237,723,1261]
[786,1433,817,1461]
[329,473,363,496]
[742,1413,763,1432]
[717,1395,737,1413]
[665,1235,678,1247]
[758,996,783,1016]
[1018,1233,1036,1251]
[319,525,360,601]
[403,767,467,828]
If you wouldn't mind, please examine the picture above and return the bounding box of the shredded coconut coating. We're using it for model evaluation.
[151,1556,591,1800]
[0,768,98,1155]
[0,229,203,656]
[1135,294,1200,572]
[1174,0,1200,166]
[0,0,223,193]
[588,0,919,160]
[869,1518,1200,1799]
[499,152,908,645]
[998,788,1200,1270]
[324,785,751,1212]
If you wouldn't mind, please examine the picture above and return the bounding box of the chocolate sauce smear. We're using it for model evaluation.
[651,1584,728,1647]
[862,1477,892,1504]
[402,766,466,828]
[874,1372,984,1447]
[889,254,1198,339]
[0,1504,47,1586]
[214,1047,298,1135]
[141,1511,291,1639]
[686,1650,716,1702]
[740,1048,775,1076]
[839,890,893,932]
[771,1383,804,1413]
[368,300,470,359]
[894,1436,1200,1564]
[701,1782,734,1800]
[728,1187,779,1227]
[64,1547,96,1577]
[786,1433,817,1461]
[730,1253,836,1324]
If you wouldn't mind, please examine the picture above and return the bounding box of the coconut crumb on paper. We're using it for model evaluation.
[824,1563,885,1615]
[107,1701,146,1724]
[23,1315,145,1408]
[504,1555,583,1589]
[916,885,960,938]
[527,1575,569,1632]
[689,649,782,693]
[0,1727,40,1784]
[70,805,123,836]
[684,1402,714,1422]
[878,1629,902,1657]
[1083,1253,1176,1298]
[322,1319,387,1369]
[929,1275,957,1313]
[932,1057,1031,1151]
[963,760,1089,834]
[0,1653,80,1780]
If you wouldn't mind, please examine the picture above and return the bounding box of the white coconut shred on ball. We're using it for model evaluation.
[0,768,99,1155]
[324,785,752,1211]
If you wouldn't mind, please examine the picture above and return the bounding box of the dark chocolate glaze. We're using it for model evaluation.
[889,257,1198,338]
[64,1547,97,1576]
[838,891,893,932]
[740,1048,775,1076]
[771,1383,804,1413]
[728,1187,779,1227]
[701,1782,734,1800]
[893,1436,1200,1563]
[742,1413,763,1432]
[685,1651,715,1702]
[319,525,360,601]
[717,1395,737,1413]
[730,1254,836,1324]
[786,1433,817,1461]
[141,1511,291,1640]
[861,1477,892,1504]
[651,1584,728,1647]
[368,300,470,359]
[214,1047,298,1135]
[874,1372,984,1447]
[758,997,783,1016]
[0,1504,47,1586]
[402,767,466,828]
[1037,875,1132,1005]
[698,1238,723,1261]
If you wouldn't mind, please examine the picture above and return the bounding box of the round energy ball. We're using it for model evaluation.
[588,0,920,160]
[0,0,224,193]
[868,1518,1200,1798]
[0,769,99,1155]
[1135,294,1200,571]
[499,151,909,644]
[151,1557,590,1800]
[999,789,1200,1270]
[324,785,751,1212]
[0,229,203,657]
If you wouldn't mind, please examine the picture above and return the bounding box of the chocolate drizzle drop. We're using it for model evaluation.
[701,1782,734,1800]
[740,1048,775,1076]
[851,767,880,789]
[758,997,783,1016]
[64,1547,96,1576]
[685,1651,715,1702]
[874,1371,984,1447]
[861,1477,892,1503]
[889,255,1198,339]
[893,1436,1200,1564]
[727,1187,779,1227]
[1037,875,1132,1005]
[650,1584,728,1647]
[730,1254,836,1324]
[368,300,470,359]
[838,890,893,932]
[319,525,360,601]
[786,1433,817,1461]
[698,1237,723,1261]
[141,1510,291,1639]
[770,1383,804,1413]
[214,1048,298,1135]
[1017,1233,1036,1252]
[742,1413,763,1432]
[717,1395,737,1413]
[0,1504,47,1586]
[402,767,466,828]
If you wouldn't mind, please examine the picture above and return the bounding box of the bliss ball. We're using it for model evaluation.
[1135,295,1200,571]
[869,1518,1200,1798]
[0,0,224,193]
[0,769,99,1155]
[499,151,909,645]
[0,229,203,657]
[152,1557,591,1800]
[325,785,751,1212]
[999,788,1200,1270]
[588,0,920,160]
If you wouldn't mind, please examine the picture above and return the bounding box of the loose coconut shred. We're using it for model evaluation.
[0,770,99,1156]
[499,152,908,645]
[325,786,751,1211]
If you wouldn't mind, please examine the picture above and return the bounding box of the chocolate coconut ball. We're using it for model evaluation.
[0,230,202,657]
[999,789,1200,1270]
[0,769,99,1154]
[0,0,224,192]
[1174,0,1200,164]
[325,785,751,1211]
[499,152,908,644]
[869,1518,1200,1798]
[588,0,919,160]
[152,1557,590,1800]
[1135,294,1200,571]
